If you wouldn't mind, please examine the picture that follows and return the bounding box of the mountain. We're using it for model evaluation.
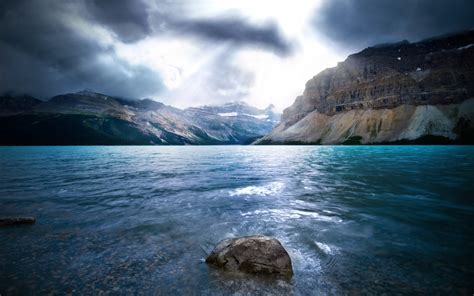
[0,94,43,116]
[184,102,279,144]
[0,90,280,145]
[257,31,474,145]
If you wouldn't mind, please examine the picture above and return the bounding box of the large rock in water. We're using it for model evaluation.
[206,235,293,276]
[256,30,474,144]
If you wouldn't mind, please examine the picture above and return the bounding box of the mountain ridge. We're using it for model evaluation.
[257,30,474,144]
[0,90,280,145]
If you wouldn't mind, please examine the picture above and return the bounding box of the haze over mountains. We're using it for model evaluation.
[0,90,280,145]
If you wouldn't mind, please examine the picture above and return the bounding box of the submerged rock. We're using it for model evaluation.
[0,217,36,226]
[206,235,293,276]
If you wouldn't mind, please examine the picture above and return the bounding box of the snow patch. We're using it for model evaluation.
[218,112,238,117]
[458,44,474,50]
[244,113,269,120]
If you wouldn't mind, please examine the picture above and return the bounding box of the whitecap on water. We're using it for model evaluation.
[240,209,343,223]
[314,241,337,255]
[229,182,284,197]
[289,247,322,273]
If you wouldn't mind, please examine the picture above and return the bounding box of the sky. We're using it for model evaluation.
[1,0,474,111]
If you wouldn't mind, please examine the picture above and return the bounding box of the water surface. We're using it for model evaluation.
[1,146,473,295]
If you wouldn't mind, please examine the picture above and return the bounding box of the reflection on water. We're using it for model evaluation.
[229,181,285,196]
[0,146,473,295]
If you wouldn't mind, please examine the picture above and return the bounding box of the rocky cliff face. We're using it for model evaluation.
[258,31,474,144]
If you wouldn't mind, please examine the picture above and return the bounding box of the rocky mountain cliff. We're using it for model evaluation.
[257,31,474,144]
[0,90,279,145]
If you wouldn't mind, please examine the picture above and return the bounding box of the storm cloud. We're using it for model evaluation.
[3,0,472,109]
[171,17,292,56]
[314,0,474,51]
[0,0,291,100]
[86,0,152,43]
[0,0,164,99]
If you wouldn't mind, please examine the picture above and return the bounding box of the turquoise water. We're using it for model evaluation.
[1,146,473,295]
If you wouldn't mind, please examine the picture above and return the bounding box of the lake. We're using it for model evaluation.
[1,146,473,295]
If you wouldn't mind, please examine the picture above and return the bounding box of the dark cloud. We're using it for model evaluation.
[0,0,292,99]
[0,0,163,99]
[171,17,292,56]
[84,0,292,54]
[314,0,474,50]
[85,0,151,43]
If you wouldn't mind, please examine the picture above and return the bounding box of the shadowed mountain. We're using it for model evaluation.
[0,90,280,145]
[257,30,474,145]
[0,94,43,116]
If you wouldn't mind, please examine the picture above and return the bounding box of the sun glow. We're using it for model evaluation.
[115,36,228,90]
[113,0,342,110]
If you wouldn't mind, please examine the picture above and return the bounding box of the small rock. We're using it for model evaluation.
[206,235,293,276]
[0,216,36,226]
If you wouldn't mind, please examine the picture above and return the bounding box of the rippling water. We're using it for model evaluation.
[1,146,473,295]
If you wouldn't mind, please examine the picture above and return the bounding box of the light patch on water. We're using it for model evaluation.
[314,241,337,255]
[292,209,342,222]
[241,209,342,223]
[229,182,284,197]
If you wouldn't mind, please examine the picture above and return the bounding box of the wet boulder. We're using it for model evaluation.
[206,235,293,276]
[0,217,36,226]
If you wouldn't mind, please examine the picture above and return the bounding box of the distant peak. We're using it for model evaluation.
[224,101,248,106]
[265,104,275,110]
[134,97,164,110]
[76,89,109,97]
[77,88,96,94]
[141,98,157,102]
